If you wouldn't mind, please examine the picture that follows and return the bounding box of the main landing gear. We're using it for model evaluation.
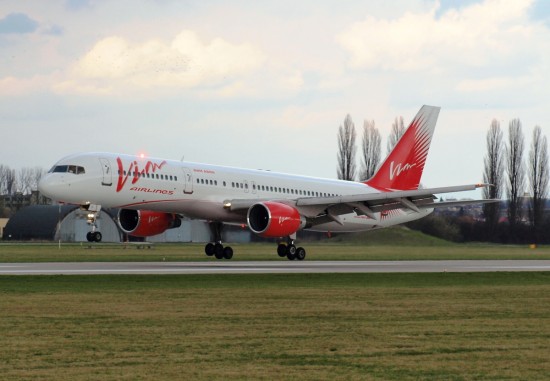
[277,238,306,261]
[204,222,233,260]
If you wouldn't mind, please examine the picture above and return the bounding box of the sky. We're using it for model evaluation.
[1,0,550,198]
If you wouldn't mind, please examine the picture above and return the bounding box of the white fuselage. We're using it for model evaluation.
[39,152,432,233]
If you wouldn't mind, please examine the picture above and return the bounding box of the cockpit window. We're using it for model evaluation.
[49,165,86,174]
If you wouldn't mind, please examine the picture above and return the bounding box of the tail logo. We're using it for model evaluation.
[364,105,440,191]
[389,161,417,180]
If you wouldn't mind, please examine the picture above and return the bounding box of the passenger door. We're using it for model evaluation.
[182,167,193,194]
[99,158,112,186]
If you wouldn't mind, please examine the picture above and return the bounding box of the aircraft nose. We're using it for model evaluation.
[38,174,60,199]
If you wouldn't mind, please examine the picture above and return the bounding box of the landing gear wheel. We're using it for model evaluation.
[86,232,93,242]
[94,231,102,242]
[277,244,287,257]
[286,245,297,260]
[223,246,233,260]
[205,243,215,256]
[295,247,306,261]
[214,243,224,259]
[287,245,296,255]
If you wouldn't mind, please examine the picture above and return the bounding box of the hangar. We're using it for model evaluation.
[3,205,120,242]
[2,205,251,243]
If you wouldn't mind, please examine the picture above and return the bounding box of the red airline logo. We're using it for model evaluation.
[116,157,167,192]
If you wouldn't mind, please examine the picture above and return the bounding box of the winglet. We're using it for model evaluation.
[365,105,440,191]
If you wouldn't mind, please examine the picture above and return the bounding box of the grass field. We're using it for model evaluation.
[2,234,550,380]
[1,241,550,262]
[1,272,550,380]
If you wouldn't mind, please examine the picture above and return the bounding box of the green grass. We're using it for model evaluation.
[1,273,550,380]
[1,240,550,262]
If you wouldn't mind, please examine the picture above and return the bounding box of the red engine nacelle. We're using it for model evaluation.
[247,202,306,238]
[118,209,181,237]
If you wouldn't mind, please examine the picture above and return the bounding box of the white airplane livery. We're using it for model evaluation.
[38,105,491,260]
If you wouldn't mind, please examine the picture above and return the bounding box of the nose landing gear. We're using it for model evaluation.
[84,204,102,242]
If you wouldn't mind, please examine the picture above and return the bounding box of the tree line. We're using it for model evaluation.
[336,112,550,243]
[481,119,548,243]
[0,165,45,196]
[336,114,404,181]
[0,165,46,217]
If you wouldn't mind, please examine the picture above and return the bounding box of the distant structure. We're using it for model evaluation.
[2,205,251,243]
[0,191,50,220]
[3,205,120,241]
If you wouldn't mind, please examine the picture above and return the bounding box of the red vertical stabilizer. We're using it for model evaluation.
[365,105,440,191]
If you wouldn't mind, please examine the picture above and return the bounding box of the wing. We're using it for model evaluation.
[224,183,497,227]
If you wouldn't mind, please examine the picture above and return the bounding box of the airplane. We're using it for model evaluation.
[38,105,492,260]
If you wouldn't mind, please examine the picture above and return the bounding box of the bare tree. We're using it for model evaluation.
[337,114,357,181]
[360,119,381,180]
[528,125,549,241]
[482,119,504,236]
[30,167,45,193]
[387,116,405,155]
[4,167,16,196]
[0,165,7,194]
[18,167,34,195]
[506,118,525,232]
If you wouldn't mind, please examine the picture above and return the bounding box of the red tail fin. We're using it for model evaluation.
[365,105,440,191]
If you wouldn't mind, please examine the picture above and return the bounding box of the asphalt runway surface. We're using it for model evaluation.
[1,260,550,275]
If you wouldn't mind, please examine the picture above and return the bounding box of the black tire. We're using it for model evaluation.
[223,246,233,260]
[287,244,297,256]
[277,244,287,257]
[86,232,93,242]
[296,247,306,261]
[94,232,102,242]
[214,243,224,259]
[205,243,215,256]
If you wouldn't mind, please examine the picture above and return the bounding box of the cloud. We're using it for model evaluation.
[0,13,39,34]
[57,30,265,96]
[337,0,540,72]
[0,75,53,96]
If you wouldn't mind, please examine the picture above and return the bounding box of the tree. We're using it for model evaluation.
[528,125,549,241]
[482,119,504,238]
[18,167,33,195]
[387,116,405,155]
[360,119,381,180]
[506,118,525,233]
[336,114,357,181]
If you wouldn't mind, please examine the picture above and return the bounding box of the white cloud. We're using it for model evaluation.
[337,0,541,72]
[0,74,53,96]
[57,30,266,96]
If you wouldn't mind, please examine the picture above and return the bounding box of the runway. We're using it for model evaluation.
[1,260,550,275]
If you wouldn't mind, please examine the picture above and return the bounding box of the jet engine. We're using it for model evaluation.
[118,209,181,237]
[247,201,306,238]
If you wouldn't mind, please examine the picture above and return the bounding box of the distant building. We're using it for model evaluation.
[3,205,120,241]
[2,205,252,243]
[0,191,50,217]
